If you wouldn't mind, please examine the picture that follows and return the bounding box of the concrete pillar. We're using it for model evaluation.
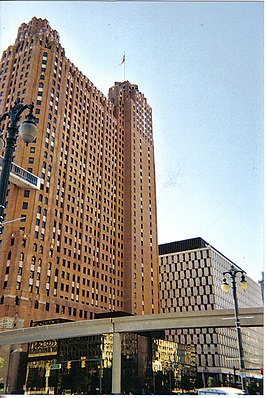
[112,332,121,394]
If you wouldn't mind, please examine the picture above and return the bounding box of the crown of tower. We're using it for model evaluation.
[15,17,60,46]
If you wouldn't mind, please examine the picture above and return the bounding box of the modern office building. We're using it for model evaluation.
[0,17,159,392]
[159,237,264,392]
[25,329,149,395]
[23,318,196,395]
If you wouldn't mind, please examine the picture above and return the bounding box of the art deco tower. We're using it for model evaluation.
[0,17,159,330]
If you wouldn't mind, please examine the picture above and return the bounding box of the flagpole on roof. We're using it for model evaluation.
[123,53,125,81]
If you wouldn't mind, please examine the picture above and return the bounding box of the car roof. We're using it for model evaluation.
[197,387,243,394]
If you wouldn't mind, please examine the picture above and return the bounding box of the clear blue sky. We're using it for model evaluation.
[0,1,264,282]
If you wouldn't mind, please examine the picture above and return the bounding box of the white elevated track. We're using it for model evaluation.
[0,307,263,394]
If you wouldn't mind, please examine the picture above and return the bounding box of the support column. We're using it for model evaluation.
[112,332,121,394]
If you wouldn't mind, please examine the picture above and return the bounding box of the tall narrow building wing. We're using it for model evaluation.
[109,81,159,315]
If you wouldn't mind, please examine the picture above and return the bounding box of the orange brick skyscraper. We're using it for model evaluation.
[0,17,159,329]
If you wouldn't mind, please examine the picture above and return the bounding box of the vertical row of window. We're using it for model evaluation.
[60,71,93,306]
[2,235,26,290]
[134,97,153,143]
[31,48,63,303]
[0,47,31,107]
[131,94,156,314]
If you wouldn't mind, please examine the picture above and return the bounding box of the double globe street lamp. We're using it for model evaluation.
[221,265,248,393]
[0,98,38,232]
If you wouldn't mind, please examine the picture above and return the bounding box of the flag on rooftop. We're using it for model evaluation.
[120,53,125,65]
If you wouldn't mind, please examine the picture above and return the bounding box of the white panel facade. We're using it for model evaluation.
[159,239,263,383]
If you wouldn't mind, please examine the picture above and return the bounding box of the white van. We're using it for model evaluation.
[197,387,244,395]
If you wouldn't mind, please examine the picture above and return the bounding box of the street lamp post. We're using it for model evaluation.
[4,348,22,394]
[0,98,37,231]
[221,265,248,393]
[258,272,264,303]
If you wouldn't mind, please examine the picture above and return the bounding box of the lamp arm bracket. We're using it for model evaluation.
[223,268,246,278]
[0,100,34,130]
[9,104,29,128]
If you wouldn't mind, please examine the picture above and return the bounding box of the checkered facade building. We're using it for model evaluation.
[159,238,263,382]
